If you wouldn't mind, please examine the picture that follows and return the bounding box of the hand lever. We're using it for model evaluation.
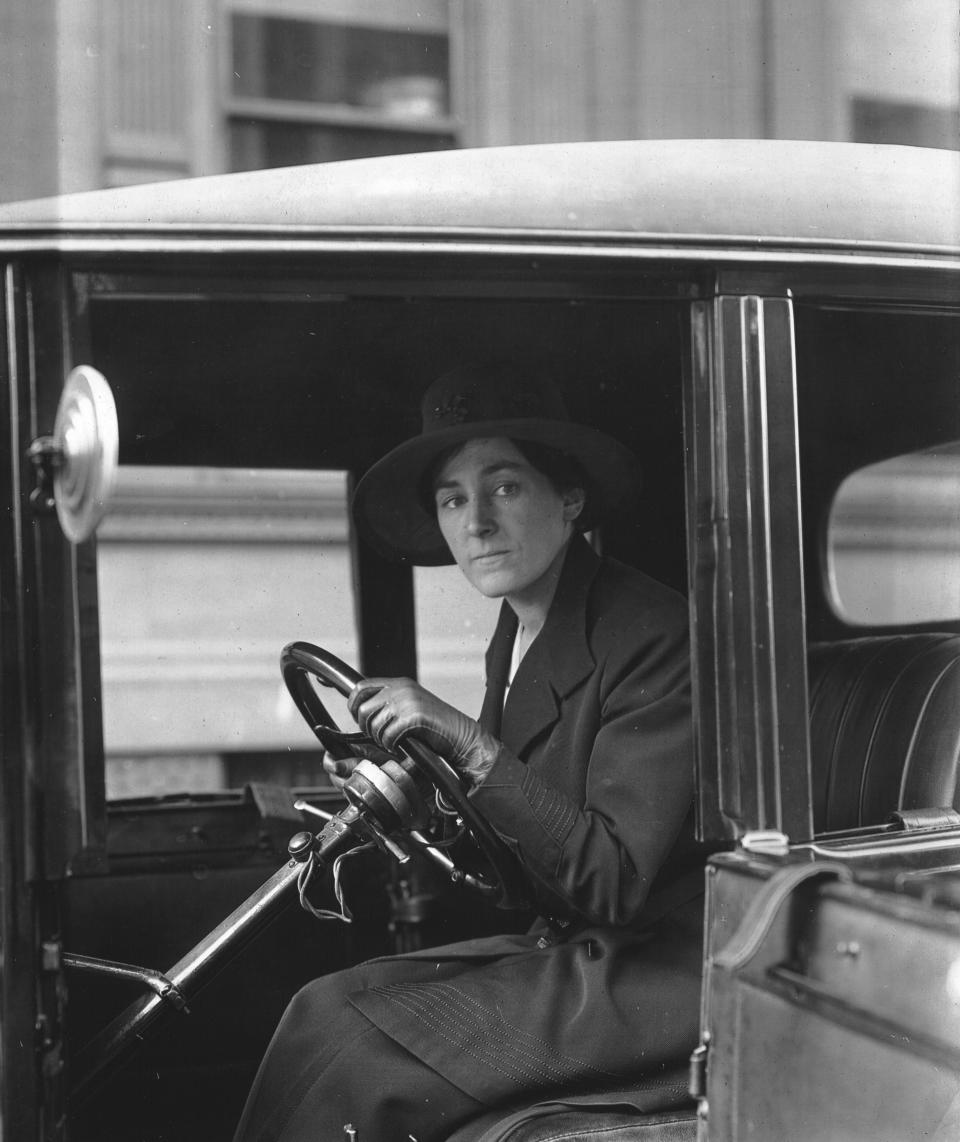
[359,820,411,865]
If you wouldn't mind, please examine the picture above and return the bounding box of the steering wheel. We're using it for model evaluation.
[281,641,528,910]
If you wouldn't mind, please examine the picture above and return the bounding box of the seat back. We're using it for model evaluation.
[808,633,960,832]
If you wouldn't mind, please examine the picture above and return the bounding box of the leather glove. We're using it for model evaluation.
[348,678,500,788]
[322,741,393,789]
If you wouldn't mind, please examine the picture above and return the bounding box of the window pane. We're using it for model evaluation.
[414,566,500,719]
[827,442,960,626]
[98,466,356,798]
[851,97,960,151]
[229,119,455,171]
[796,306,960,636]
[231,15,449,114]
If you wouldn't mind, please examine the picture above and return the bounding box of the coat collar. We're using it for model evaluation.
[479,536,601,756]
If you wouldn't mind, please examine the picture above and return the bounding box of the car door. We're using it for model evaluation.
[10,245,703,1140]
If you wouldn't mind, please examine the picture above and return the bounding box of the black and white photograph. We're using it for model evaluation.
[1,3,958,1140]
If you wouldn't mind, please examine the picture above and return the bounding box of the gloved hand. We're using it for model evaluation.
[322,741,394,790]
[348,678,501,788]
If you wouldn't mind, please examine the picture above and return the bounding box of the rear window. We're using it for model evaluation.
[827,441,960,626]
[796,305,960,638]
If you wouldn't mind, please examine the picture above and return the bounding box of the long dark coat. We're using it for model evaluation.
[234,537,705,1142]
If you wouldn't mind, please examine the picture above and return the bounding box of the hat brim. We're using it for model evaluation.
[352,418,641,565]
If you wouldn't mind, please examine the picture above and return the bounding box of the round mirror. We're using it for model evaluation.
[53,365,119,543]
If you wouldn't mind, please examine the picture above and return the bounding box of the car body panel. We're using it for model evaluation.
[702,848,960,1141]
[0,140,957,260]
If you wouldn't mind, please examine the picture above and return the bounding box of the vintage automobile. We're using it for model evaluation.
[0,138,958,1142]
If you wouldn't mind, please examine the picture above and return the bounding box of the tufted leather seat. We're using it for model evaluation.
[808,633,960,832]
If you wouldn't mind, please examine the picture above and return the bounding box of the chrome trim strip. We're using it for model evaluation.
[797,832,960,861]
[0,222,958,256]
[0,235,958,274]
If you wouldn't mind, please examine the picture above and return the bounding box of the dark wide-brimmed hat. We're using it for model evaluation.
[352,362,641,565]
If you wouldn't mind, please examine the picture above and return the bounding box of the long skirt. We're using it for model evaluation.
[232,905,702,1142]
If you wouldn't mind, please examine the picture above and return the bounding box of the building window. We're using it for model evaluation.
[225,1,456,171]
[851,97,960,151]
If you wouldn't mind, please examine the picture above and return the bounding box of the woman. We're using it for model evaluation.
[234,362,705,1142]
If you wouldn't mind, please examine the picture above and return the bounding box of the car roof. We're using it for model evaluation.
[1,139,958,257]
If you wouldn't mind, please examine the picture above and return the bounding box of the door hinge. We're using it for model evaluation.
[38,942,66,1075]
[689,1033,710,1101]
[41,940,63,973]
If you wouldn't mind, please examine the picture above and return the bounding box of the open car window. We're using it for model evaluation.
[85,280,689,808]
[414,566,499,719]
[97,466,355,798]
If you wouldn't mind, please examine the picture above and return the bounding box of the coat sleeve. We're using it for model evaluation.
[469,601,694,928]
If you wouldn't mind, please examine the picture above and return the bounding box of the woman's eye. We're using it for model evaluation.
[494,482,518,497]
[437,494,465,510]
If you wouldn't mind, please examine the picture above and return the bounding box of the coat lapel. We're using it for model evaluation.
[498,537,600,759]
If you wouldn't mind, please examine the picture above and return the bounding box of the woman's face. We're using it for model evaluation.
[433,437,584,605]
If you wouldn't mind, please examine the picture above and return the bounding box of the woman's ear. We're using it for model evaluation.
[562,487,586,523]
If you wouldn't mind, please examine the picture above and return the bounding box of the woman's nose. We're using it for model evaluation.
[465,496,495,536]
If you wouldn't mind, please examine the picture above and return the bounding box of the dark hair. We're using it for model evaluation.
[420,437,591,527]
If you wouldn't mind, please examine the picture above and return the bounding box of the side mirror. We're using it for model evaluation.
[27,365,119,544]
[826,441,960,627]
